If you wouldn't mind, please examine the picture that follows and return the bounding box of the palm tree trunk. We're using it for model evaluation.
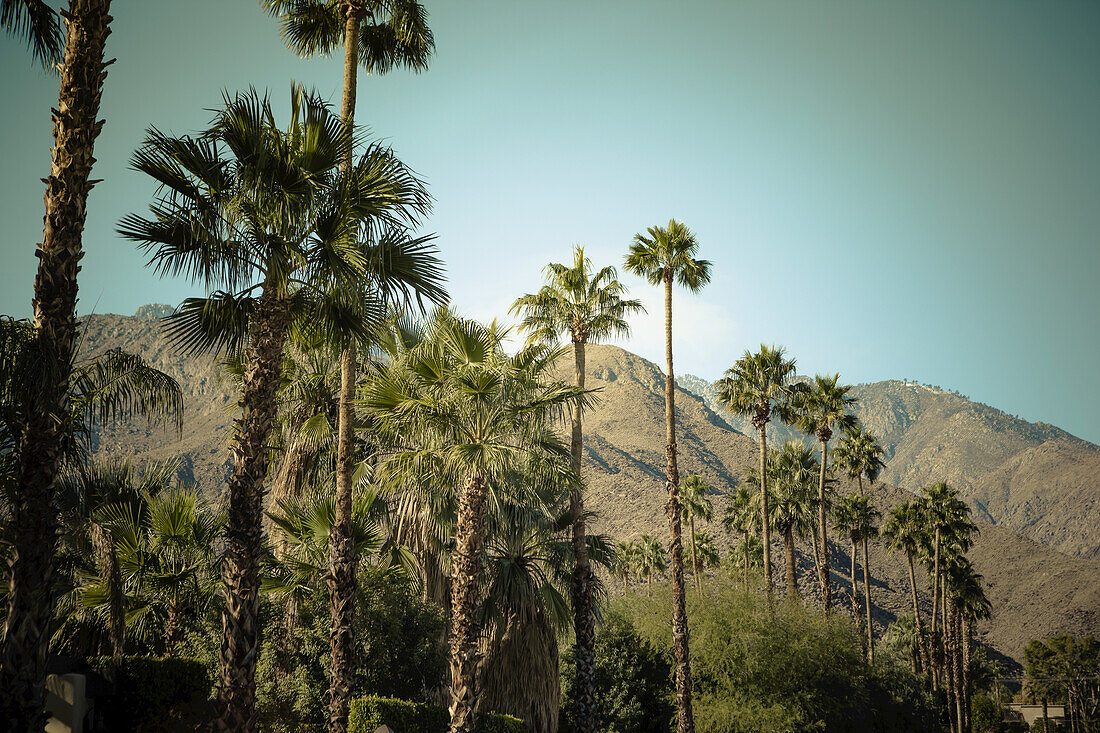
[91,522,124,665]
[217,283,292,733]
[783,525,798,600]
[757,423,774,599]
[863,536,873,664]
[662,272,694,733]
[449,472,490,733]
[164,598,182,659]
[906,553,928,676]
[817,437,831,611]
[569,338,597,733]
[327,8,362,732]
[690,516,700,593]
[931,529,941,634]
[849,534,858,625]
[962,614,972,733]
[0,2,113,726]
[742,530,749,593]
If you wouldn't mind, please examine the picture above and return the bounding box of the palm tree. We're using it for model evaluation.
[692,531,721,580]
[1,3,117,723]
[614,540,642,588]
[833,493,880,662]
[722,483,760,594]
[881,500,930,675]
[511,244,642,730]
[833,426,885,661]
[794,374,857,612]
[120,86,439,731]
[757,443,818,601]
[364,309,587,733]
[716,345,800,598]
[680,475,714,593]
[624,218,710,733]
[638,534,667,597]
[260,6,434,727]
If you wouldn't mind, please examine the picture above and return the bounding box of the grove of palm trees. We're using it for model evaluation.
[3,2,1099,732]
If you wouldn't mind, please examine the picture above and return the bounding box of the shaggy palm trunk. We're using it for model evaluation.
[1041,699,1048,733]
[906,553,928,676]
[216,283,292,732]
[850,537,860,630]
[783,525,798,600]
[91,522,124,665]
[0,2,113,727]
[569,338,597,733]
[962,615,972,733]
[476,610,560,733]
[862,539,874,664]
[690,516,700,593]
[755,415,774,598]
[268,438,314,559]
[816,432,832,611]
[662,272,694,733]
[449,473,489,733]
[327,8,362,732]
[742,530,749,593]
[164,599,182,658]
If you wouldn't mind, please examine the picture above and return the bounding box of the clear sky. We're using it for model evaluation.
[2,1,1098,442]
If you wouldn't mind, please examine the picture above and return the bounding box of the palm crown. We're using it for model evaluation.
[1,0,63,68]
[716,344,800,431]
[262,0,434,75]
[623,219,712,290]
[832,425,886,489]
[510,245,644,346]
[795,373,858,443]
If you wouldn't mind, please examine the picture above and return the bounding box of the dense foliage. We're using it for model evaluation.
[88,655,210,731]
[613,582,941,732]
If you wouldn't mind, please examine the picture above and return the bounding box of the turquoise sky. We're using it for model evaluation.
[2,1,1098,443]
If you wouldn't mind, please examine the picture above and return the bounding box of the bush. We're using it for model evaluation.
[348,695,523,733]
[257,567,447,732]
[613,581,942,732]
[89,655,211,732]
[559,610,675,733]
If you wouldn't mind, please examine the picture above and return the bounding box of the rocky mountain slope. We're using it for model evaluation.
[678,374,1100,559]
[76,309,1100,665]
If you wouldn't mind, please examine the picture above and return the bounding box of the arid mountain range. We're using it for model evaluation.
[77,309,1100,666]
[677,373,1100,559]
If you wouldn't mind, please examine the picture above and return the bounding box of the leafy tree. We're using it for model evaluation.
[259,5,436,726]
[2,2,116,720]
[793,374,857,611]
[680,475,714,593]
[511,244,643,732]
[560,611,675,733]
[716,344,800,599]
[625,218,711,733]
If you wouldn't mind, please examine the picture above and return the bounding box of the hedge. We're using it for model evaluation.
[349,695,523,733]
[89,655,211,731]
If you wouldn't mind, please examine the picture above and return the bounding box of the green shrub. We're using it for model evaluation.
[348,695,522,733]
[559,610,675,733]
[613,581,942,732]
[89,655,211,732]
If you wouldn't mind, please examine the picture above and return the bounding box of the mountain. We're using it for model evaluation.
[677,374,1100,559]
[74,309,1100,665]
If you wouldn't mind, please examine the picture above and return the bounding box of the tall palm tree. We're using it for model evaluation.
[1,2,116,724]
[832,492,880,662]
[260,6,434,727]
[722,483,760,594]
[716,345,800,598]
[624,218,710,733]
[691,531,721,580]
[794,374,857,612]
[679,475,714,593]
[120,86,439,731]
[614,539,642,588]
[511,244,642,730]
[881,500,930,675]
[759,443,818,601]
[364,309,587,733]
[833,426,885,660]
